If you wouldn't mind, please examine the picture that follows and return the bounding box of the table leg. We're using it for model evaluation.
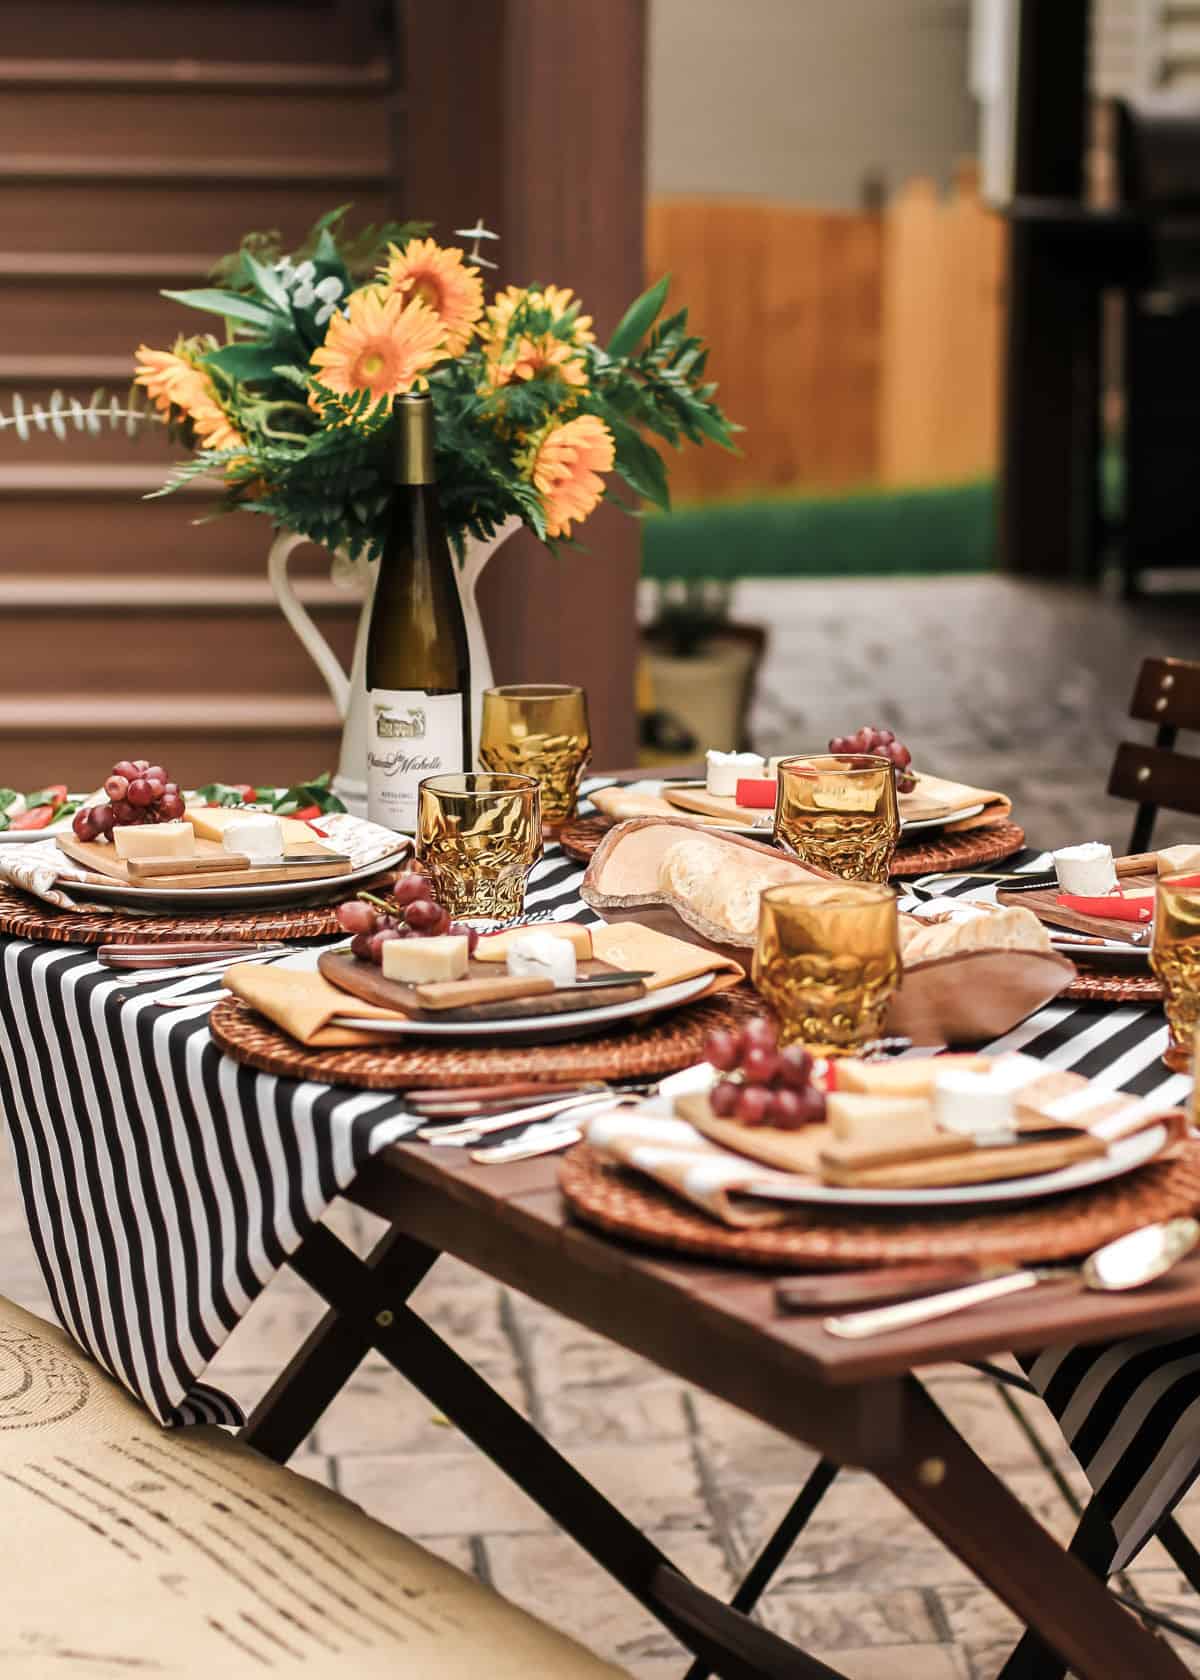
[877,1377,1190,1680]
[284,1223,846,1680]
[242,1225,437,1462]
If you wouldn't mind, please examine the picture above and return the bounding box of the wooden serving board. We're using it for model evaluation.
[57,834,348,890]
[319,950,647,1023]
[998,857,1155,944]
[663,773,969,829]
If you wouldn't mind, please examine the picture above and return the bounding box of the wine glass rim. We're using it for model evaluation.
[775,753,895,775]
[760,881,898,908]
[484,683,585,700]
[419,772,540,798]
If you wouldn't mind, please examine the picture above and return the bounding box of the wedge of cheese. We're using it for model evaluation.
[187,805,313,848]
[474,922,593,964]
[825,1091,935,1145]
[833,1054,989,1098]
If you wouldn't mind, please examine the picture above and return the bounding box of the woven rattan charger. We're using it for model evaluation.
[560,1140,1200,1270]
[558,815,1027,879]
[211,987,759,1091]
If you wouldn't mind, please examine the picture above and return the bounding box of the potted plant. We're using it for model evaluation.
[638,579,766,763]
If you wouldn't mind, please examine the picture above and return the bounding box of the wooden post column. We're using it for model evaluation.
[399,0,647,765]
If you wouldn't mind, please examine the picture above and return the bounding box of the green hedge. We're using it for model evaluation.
[641,479,997,581]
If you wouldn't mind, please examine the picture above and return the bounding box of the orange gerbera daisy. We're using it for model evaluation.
[380,238,483,356]
[529,414,614,539]
[310,287,447,402]
[481,284,595,350]
[134,344,244,452]
[487,333,588,391]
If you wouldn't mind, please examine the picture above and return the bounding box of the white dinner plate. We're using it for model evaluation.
[0,813,78,844]
[661,783,986,838]
[73,848,409,910]
[738,1122,1168,1209]
[1048,933,1149,966]
[332,970,717,1044]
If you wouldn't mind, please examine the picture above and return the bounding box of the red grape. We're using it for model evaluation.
[875,729,895,746]
[709,1079,739,1118]
[794,1090,827,1127]
[404,899,443,934]
[768,1088,805,1129]
[337,900,376,935]
[90,804,115,837]
[145,778,165,802]
[741,1044,780,1085]
[367,930,392,965]
[72,808,95,841]
[112,760,137,780]
[163,781,179,796]
[778,1045,813,1090]
[132,759,149,773]
[350,931,374,960]
[111,800,135,825]
[890,744,912,769]
[391,874,429,907]
[126,778,153,808]
[159,793,185,820]
[739,1017,778,1057]
[104,774,128,801]
[736,1085,772,1126]
[144,765,165,784]
[703,1028,740,1072]
[431,907,453,936]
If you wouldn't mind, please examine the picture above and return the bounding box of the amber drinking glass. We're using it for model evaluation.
[752,881,902,1053]
[1151,873,1200,1071]
[416,773,542,919]
[479,684,591,832]
[773,753,900,882]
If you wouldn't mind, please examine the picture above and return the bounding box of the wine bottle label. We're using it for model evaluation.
[366,689,465,833]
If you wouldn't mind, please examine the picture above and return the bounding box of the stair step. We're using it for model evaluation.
[0,573,361,612]
[0,178,396,255]
[0,56,391,91]
[1,722,344,797]
[0,155,389,186]
[0,355,140,382]
[0,263,212,358]
[0,253,216,280]
[0,464,212,494]
[1,4,388,64]
[0,694,340,730]
[0,87,391,168]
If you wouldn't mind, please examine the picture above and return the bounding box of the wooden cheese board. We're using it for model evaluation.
[997,853,1156,945]
[57,834,351,891]
[662,777,988,834]
[318,949,649,1024]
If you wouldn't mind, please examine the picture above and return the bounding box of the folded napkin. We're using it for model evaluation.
[590,786,678,823]
[225,923,745,1048]
[901,773,1012,832]
[0,836,113,911]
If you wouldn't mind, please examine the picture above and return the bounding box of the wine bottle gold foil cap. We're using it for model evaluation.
[393,391,435,484]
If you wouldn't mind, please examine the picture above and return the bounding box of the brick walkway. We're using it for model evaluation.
[5,574,1200,1677]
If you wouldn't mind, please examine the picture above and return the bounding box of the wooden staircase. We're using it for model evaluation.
[0,2,397,790]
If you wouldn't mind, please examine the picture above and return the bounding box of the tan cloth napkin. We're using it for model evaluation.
[225,924,745,1048]
[590,786,678,823]
[0,836,114,911]
[903,772,1012,832]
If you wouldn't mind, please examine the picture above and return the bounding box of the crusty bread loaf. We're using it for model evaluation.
[900,903,1053,964]
[656,835,821,939]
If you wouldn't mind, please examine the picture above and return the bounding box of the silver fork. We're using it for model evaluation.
[469,1121,584,1164]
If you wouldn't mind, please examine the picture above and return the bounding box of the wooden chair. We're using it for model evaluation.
[1109,655,1200,853]
[0,1294,626,1678]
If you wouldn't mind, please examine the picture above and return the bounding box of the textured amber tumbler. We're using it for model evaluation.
[480,684,591,833]
[774,754,900,882]
[753,880,902,1053]
[1152,873,1200,1071]
[416,773,542,919]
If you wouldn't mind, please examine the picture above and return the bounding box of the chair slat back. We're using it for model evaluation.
[1110,656,1200,852]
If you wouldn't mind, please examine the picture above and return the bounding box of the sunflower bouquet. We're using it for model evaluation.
[118,208,735,560]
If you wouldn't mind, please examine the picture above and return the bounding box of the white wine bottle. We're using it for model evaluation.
[365,392,470,833]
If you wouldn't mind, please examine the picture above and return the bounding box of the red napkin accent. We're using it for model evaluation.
[1055,895,1152,922]
[735,778,777,809]
[1162,873,1200,889]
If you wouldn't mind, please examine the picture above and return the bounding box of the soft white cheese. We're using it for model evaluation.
[381,935,469,984]
[112,821,195,860]
[705,750,765,797]
[505,930,579,987]
[933,1066,1018,1140]
[1053,841,1117,897]
[222,813,285,862]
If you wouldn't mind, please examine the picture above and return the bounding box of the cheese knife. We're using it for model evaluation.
[125,851,350,879]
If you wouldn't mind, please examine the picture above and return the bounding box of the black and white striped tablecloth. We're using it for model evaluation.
[0,801,1195,1571]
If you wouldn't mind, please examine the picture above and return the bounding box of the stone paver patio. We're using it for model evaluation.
[6,574,1200,1676]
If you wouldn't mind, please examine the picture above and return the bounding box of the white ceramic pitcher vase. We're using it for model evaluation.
[267,516,522,815]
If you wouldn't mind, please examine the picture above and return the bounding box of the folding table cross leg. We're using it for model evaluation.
[243,1199,1191,1680]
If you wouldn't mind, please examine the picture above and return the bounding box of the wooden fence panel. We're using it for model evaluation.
[647,168,1005,500]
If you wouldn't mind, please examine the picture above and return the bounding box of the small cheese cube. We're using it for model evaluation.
[474,923,593,964]
[933,1067,1018,1138]
[506,931,578,987]
[381,935,469,984]
[705,750,764,798]
[1053,842,1117,896]
[112,821,195,860]
[222,813,285,861]
[826,1091,934,1142]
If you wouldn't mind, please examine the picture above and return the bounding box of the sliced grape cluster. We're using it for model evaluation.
[828,725,916,793]
[702,1016,827,1131]
[72,757,185,842]
[337,869,480,966]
